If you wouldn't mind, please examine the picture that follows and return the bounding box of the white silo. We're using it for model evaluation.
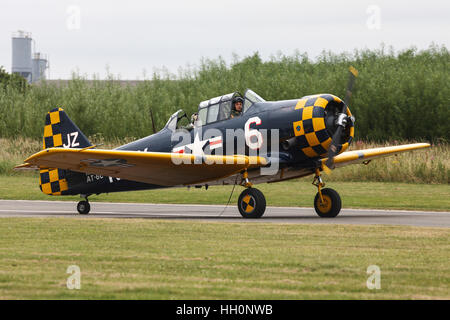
[11,31,33,83]
[32,52,48,82]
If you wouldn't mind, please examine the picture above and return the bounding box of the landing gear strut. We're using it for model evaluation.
[77,195,90,215]
[312,169,341,218]
[237,170,266,218]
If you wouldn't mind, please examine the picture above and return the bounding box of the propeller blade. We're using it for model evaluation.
[344,66,358,107]
[325,125,344,168]
[321,163,332,175]
[149,108,156,134]
[324,66,359,171]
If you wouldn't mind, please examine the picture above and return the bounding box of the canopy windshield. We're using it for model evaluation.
[243,89,265,112]
[196,89,265,126]
[164,109,187,131]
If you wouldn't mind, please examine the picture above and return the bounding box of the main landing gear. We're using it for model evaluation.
[237,170,266,219]
[236,168,342,219]
[77,195,91,215]
[312,169,341,218]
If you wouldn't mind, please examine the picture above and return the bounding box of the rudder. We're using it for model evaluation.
[43,107,92,149]
[40,108,91,195]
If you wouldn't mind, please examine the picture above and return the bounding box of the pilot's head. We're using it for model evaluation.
[191,113,198,123]
[233,97,244,112]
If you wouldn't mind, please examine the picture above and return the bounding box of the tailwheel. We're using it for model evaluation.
[314,188,341,218]
[238,188,266,219]
[77,200,90,215]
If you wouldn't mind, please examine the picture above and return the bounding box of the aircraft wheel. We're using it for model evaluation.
[77,201,90,215]
[314,188,341,218]
[238,188,266,218]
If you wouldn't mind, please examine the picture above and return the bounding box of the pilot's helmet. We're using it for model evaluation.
[232,97,244,109]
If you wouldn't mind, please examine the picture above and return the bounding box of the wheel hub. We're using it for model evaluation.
[241,194,256,213]
[316,195,332,213]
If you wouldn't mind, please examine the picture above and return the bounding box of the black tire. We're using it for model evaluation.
[314,188,341,218]
[238,188,266,218]
[77,201,90,215]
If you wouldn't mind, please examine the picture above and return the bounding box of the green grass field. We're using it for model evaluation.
[1,175,449,212]
[0,218,448,299]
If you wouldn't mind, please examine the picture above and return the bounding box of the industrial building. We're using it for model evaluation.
[11,31,49,83]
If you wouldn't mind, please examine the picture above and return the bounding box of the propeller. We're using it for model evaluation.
[149,108,156,134]
[324,66,358,172]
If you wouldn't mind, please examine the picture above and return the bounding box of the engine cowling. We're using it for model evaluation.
[290,94,354,159]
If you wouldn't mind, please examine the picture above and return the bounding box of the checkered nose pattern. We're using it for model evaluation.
[292,94,354,158]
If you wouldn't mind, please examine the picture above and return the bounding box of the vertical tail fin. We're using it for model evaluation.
[40,108,91,195]
[43,107,92,149]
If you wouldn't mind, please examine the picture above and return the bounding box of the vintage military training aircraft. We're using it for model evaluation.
[16,67,430,218]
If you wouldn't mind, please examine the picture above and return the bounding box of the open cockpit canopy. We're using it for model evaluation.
[163,90,266,131]
[197,89,265,126]
[164,109,188,131]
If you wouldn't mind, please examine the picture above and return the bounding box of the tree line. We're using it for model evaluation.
[0,45,448,142]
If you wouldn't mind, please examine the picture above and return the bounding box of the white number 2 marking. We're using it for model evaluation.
[63,132,79,148]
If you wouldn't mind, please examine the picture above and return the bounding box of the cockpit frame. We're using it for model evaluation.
[196,89,265,126]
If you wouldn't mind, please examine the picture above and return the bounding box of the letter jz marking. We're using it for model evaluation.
[63,132,79,148]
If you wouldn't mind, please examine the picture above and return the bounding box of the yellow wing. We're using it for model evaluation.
[18,148,267,186]
[321,143,430,168]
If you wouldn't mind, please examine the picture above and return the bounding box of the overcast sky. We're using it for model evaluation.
[1,0,449,79]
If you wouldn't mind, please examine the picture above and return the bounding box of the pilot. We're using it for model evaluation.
[191,113,198,126]
[183,112,198,130]
[230,97,244,118]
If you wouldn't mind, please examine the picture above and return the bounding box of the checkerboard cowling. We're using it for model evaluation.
[292,94,354,158]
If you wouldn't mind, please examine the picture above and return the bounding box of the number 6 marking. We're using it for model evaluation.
[245,117,263,149]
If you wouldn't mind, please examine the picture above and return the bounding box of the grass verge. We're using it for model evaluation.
[0,218,448,299]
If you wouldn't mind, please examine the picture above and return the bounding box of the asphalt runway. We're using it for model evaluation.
[0,200,449,227]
